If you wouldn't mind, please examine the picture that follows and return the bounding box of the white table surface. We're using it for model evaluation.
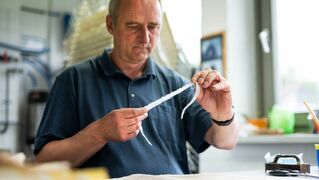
[112,167,319,180]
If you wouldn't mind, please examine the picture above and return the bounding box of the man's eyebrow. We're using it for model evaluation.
[149,22,160,26]
[125,22,160,26]
[125,22,139,26]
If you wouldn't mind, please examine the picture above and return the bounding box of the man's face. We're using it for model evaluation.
[108,0,162,64]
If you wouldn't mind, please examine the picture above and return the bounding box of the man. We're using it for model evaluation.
[34,0,239,178]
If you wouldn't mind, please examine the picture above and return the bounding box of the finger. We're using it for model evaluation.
[132,122,141,135]
[192,68,211,82]
[211,80,231,91]
[192,71,202,83]
[126,124,140,134]
[126,132,138,140]
[122,108,148,118]
[192,68,213,86]
[126,113,148,126]
[116,129,130,141]
[117,126,140,141]
[202,70,220,88]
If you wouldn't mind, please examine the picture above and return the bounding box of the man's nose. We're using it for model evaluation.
[139,27,150,44]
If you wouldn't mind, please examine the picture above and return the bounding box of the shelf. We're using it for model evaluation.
[238,134,319,144]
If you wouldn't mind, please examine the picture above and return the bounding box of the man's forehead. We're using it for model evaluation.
[118,0,162,13]
[118,0,162,23]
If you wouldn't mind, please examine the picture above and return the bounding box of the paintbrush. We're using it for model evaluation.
[303,101,319,129]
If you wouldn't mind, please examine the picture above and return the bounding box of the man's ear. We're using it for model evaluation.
[106,15,114,34]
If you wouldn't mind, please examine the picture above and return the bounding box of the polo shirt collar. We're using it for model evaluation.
[98,49,156,78]
[144,56,156,78]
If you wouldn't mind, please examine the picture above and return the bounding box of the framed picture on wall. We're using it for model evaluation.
[201,31,226,77]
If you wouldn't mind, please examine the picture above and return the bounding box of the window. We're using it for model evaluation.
[162,0,201,66]
[273,0,319,111]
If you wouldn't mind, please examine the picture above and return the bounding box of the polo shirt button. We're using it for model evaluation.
[130,93,135,98]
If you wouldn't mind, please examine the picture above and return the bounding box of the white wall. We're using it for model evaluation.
[201,0,258,119]
[202,0,226,35]
[226,0,258,118]
[200,0,259,172]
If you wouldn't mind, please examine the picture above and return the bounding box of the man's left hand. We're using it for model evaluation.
[192,68,233,121]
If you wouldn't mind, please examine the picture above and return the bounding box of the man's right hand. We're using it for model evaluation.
[36,107,148,167]
[94,108,148,142]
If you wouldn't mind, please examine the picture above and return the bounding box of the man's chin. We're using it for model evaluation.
[133,52,150,61]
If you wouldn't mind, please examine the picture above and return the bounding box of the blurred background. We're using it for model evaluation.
[1,0,319,173]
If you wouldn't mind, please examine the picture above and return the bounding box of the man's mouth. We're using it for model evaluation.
[134,44,151,49]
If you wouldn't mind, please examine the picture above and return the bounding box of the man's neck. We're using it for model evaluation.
[122,65,144,79]
[109,51,146,79]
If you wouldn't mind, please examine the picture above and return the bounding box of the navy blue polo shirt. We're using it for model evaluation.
[34,49,212,178]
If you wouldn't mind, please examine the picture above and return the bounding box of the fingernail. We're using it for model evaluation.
[198,78,204,84]
[213,84,222,89]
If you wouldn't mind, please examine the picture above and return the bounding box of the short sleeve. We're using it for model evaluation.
[34,70,79,155]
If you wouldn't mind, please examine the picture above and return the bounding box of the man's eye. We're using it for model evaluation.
[148,25,158,30]
[128,25,138,30]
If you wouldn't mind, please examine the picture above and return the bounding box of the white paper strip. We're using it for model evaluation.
[180,82,200,119]
[144,82,194,111]
[140,126,152,145]
[141,82,195,145]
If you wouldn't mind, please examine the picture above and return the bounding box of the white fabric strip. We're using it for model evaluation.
[141,82,198,145]
[180,82,200,119]
[145,82,194,111]
[140,126,152,145]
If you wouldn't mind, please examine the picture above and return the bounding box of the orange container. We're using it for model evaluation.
[247,118,268,128]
